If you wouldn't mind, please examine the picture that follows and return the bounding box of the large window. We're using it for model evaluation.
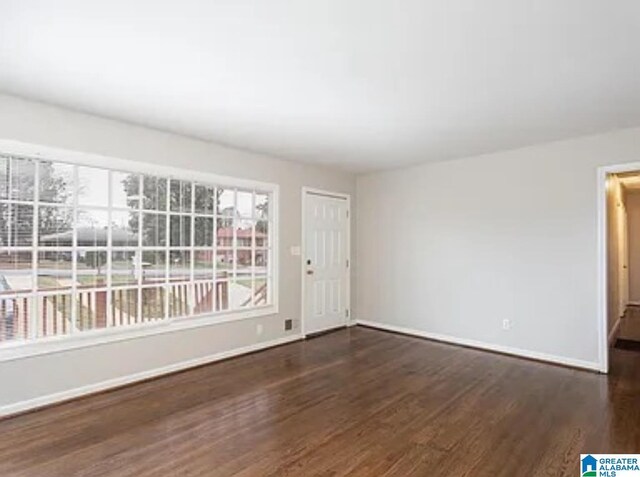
[0,155,274,346]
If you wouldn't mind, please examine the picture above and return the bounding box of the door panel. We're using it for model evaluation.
[304,193,348,334]
[619,200,629,317]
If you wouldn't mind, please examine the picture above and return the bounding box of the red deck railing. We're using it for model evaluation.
[0,277,270,343]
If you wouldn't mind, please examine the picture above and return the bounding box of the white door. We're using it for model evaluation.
[619,200,629,317]
[303,191,349,335]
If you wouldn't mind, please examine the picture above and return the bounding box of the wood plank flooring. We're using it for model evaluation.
[1,326,639,476]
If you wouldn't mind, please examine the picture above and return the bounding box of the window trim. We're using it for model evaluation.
[0,139,279,362]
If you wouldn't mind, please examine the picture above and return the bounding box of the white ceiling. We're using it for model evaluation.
[1,1,639,173]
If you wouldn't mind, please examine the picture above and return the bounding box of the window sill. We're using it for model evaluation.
[0,304,279,363]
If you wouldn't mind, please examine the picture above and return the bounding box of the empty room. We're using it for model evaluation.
[0,1,639,476]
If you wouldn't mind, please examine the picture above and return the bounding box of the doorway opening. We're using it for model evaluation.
[604,170,640,365]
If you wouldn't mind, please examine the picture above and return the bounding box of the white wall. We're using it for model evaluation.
[0,94,356,412]
[357,127,640,369]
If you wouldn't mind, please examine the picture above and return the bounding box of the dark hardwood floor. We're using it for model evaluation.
[1,326,639,476]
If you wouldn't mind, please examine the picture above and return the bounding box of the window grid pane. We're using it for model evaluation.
[0,294,31,342]
[0,156,274,347]
[1,203,34,247]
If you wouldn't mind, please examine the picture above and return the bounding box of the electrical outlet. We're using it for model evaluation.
[284,319,293,331]
[502,319,512,330]
[256,323,264,336]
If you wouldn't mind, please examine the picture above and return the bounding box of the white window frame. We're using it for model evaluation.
[0,139,279,362]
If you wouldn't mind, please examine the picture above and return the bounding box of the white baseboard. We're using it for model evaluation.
[0,334,302,418]
[609,316,622,345]
[357,320,603,373]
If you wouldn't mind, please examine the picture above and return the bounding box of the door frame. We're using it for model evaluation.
[300,187,351,337]
[598,161,640,373]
